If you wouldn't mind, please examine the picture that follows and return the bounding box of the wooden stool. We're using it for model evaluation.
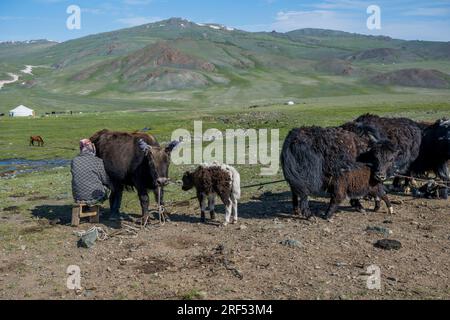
[72,203,101,227]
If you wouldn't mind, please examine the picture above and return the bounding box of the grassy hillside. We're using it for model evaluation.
[1,18,450,114]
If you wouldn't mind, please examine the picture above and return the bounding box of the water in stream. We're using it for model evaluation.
[0,159,71,178]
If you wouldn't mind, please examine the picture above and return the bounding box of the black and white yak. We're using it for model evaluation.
[182,163,241,225]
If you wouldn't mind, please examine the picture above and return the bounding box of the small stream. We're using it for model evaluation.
[0,159,71,178]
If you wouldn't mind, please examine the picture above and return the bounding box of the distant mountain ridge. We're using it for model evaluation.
[1,17,450,96]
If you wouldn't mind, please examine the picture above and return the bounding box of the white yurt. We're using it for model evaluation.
[9,105,35,117]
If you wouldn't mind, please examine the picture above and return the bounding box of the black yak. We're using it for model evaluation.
[281,126,396,218]
[343,115,449,196]
[90,129,180,221]
[409,119,450,198]
[342,114,422,181]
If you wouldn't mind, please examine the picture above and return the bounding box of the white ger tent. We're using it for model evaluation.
[9,105,35,117]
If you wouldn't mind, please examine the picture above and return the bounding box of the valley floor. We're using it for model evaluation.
[0,101,449,300]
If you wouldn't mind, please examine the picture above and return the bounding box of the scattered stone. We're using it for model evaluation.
[280,239,301,248]
[77,228,99,248]
[20,245,26,251]
[335,262,348,267]
[366,226,393,237]
[84,289,94,298]
[374,239,402,251]
[239,224,248,230]
[387,277,398,282]
[119,258,134,265]
[417,224,436,232]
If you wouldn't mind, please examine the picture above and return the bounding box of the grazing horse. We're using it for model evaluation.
[30,136,44,147]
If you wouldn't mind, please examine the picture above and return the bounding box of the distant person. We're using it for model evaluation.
[71,139,111,207]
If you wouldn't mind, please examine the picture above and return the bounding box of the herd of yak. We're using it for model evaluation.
[89,114,450,225]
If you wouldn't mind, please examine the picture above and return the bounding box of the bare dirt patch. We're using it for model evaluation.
[0,190,449,300]
[137,258,174,275]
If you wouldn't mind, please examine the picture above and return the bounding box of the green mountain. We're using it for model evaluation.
[1,18,450,112]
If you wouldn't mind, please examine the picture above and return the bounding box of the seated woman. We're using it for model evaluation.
[71,139,111,209]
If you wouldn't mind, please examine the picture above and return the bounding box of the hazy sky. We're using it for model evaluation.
[1,0,449,42]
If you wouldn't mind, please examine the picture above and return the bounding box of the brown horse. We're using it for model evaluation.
[30,136,44,147]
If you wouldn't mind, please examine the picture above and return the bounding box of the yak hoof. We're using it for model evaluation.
[357,208,367,214]
[388,207,395,215]
[109,214,122,222]
[232,219,238,224]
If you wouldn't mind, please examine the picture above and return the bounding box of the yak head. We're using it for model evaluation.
[436,119,450,158]
[138,139,181,188]
[358,136,398,182]
[181,171,195,191]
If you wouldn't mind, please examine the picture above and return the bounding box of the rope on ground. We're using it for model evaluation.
[74,226,109,241]
[141,186,166,228]
[164,179,287,208]
[394,174,449,189]
[158,187,166,225]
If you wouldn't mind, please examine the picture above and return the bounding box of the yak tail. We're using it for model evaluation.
[281,130,322,196]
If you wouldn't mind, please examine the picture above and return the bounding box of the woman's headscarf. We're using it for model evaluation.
[79,139,96,155]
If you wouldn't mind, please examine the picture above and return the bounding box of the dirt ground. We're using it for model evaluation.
[0,189,449,300]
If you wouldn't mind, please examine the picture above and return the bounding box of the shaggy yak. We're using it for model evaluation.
[342,114,423,182]
[281,126,397,219]
[343,115,450,196]
[410,119,450,198]
[90,129,180,220]
[181,163,241,225]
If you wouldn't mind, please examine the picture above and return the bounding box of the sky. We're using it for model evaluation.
[1,0,450,42]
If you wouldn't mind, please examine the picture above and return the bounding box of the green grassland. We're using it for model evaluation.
[1,95,449,167]
[1,97,449,224]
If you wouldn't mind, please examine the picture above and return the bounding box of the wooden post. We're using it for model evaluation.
[71,204,81,227]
